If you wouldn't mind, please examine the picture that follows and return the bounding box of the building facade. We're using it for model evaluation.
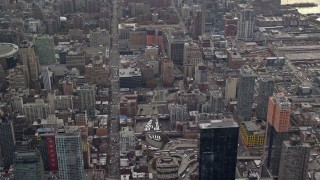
[36,128,58,171]
[236,69,255,121]
[23,99,50,124]
[240,121,265,147]
[0,120,15,169]
[77,84,96,117]
[34,36,55,65]
[199,119,239,180]
[13,151,44,180]
[256,76,275,120]
[237,9,254,40]
[263,92,291,177]
[161,58,174,87]
[224,77,237,103]
[278,137,311,180]
[55,129,84,180]
[119,68,143,88]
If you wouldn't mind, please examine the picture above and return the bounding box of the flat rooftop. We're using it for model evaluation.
[199,118,238,129]
[119,67,141,77]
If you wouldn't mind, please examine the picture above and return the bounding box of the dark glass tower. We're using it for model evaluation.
[199,118,239,180]
[237,69,255,121]
[256,76,274,120]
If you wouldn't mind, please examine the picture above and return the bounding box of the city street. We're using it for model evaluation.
[106,0,120,178]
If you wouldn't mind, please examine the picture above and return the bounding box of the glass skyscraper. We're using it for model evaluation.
[13,151,44,180]
[199,118,239,180]
[55,128,84,180]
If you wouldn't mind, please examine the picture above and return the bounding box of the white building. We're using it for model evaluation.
[237,9,254,40]
[225,77,237,103]
[23,99,50,124]
[41,67,53,91]
[169,103,188,127]
[120,127,136,153]
[55,128,84,180]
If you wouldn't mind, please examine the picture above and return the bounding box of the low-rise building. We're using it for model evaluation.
[240,121,265,147]
[119,68,142,89]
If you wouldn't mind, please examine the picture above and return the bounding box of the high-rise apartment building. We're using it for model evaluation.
[0,119,15,169]
[191,10,205,39]
[194,63,207,84]
[77,84,96,117]
[34,36,55,65]
[89,28,110,47]
[183,42,202,79]
[256,76,274,120]
[66,48,86,74]
[161,58,174,87]
[120,127,136,153]
[263,92,291,177]
[85,58,109,87]
[55,128,84,180]
[278,137,311,180]
[8,64,30,90]
[237,9,254,40]
[208,90,224,114]
[23,99,50,124]
[36,128,58,171]
[199,118,239,180]
[169,103,188,127]
[13,151,44,180]
[236,69,255,121]
[53,95,74,110]
[224,77,237,103]
[164,31,187,66]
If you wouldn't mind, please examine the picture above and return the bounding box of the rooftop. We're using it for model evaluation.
[0,43,18,58]
[119,68,141,77]
[242,121,260,132]
[199,118,238,129]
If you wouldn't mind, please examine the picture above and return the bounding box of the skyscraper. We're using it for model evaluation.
[224,77,237,103]
[194,63,207,84]
[41,67,53,91]
[13,151,44,180]
[0,65,5,90]
[263,92,291,177]
[55,128,84,180]
[77,84,96,117]
[161,58,174,87]
[34,36,55,65]
[237,69,255,121]
[208,90,224,114]
[0,119,15,169]
[237,9,254,40]
[256,76,274,120]
[165,31,187,66]
[199,118,239,180]
[169,103,188,127]
[278,137,311,180]
[19,41,40,83]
